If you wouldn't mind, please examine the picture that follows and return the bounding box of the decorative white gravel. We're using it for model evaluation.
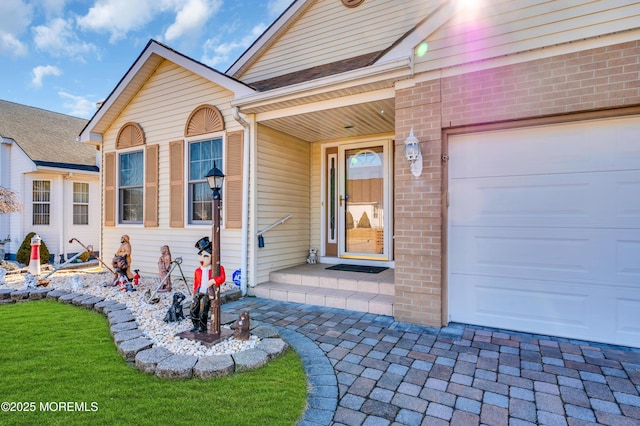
[3,269,259,357]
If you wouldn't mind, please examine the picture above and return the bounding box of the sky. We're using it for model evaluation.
[0,0,292,119]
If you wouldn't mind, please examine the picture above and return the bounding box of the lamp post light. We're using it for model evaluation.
[205,163,225,339]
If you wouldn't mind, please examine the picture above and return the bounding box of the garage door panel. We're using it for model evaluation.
[449,116,640,179]
[451,170,640,228]
[450,274,640,347]
[450,228,640,286]
[617,239,640,280]
[617,298,640,338]
[450,275,590,335]
[448,116,640,347]
[617,177,640,223]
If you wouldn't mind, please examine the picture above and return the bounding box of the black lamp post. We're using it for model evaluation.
[205,163,225,339]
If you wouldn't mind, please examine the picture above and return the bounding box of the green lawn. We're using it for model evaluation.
[0,300,307,426]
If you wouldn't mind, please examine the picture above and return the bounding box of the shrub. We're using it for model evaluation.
[16,232,51,265]
[346,211,354,229]
[357,211,371,228]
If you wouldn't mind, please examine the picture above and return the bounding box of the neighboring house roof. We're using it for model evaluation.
[79,39,255,143]
[0,99,97,172]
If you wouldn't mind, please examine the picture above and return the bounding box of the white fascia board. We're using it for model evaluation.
[30,166,99,176]
[77,132,102,145]
[378,1,455,63]
[231,57,411,111]
[257,88,395,121]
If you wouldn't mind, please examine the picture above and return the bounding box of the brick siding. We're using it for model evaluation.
[393,40,640,326]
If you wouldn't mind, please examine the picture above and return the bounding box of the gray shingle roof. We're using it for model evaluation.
[0,99,97,171]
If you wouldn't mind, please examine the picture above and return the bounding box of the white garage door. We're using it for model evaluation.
[448,116,640,347]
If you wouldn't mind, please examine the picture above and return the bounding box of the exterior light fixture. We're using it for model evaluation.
[404,127,422,177]
[205,162,225,199]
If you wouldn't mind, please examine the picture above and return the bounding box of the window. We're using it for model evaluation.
[119,151,143,223]
[32,180,50,225]
[73,182,89,225]
[189,138,222,223]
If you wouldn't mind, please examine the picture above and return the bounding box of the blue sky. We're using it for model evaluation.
[0,0,292,119]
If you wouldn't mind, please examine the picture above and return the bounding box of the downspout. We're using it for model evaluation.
[61,174,70,262]
[232,107,250,296]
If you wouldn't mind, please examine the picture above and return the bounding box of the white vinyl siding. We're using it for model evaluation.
[100,59,243,279]
[416,1,640,73]
[255,124,310,284]
[240,0,433,83]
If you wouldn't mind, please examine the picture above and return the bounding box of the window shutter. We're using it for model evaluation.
[104,152,116,226]
[169,140,184,228]
[144,144,159,227]
[225,131,244,229]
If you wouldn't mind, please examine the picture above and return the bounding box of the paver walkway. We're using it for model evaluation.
[222,298,640,426]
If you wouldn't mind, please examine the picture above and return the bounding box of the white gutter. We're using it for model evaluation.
[232,107,250,296]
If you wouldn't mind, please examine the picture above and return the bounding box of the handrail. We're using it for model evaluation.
[256,214,292,236]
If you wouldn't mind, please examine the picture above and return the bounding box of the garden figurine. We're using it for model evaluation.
[114,234,133,281]
[164,292,186,323]
[189,237,225,333]
[157,245,172,293]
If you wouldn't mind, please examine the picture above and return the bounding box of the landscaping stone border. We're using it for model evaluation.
[0,285,289,379]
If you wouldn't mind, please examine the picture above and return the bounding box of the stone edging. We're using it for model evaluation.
[0,286,289,379]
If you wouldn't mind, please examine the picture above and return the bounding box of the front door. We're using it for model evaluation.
[325,139,392,261]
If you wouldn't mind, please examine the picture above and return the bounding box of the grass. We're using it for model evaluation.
[0,300,307,425]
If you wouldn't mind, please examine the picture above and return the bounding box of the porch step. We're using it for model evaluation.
[251,264,394,316]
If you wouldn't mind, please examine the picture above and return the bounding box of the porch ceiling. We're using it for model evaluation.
[259,98,395,142]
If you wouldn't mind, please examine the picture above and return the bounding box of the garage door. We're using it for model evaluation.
[448,116,640,347]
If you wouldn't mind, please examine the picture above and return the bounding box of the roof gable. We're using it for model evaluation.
[229,0,436,85]
[79,40,255,143]
[0,99,96,170]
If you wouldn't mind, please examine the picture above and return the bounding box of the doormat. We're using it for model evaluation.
[326,264,388,274]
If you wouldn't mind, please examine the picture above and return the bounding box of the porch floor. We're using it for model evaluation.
[251,263,394,316]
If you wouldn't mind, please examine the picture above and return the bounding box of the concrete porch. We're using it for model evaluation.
[251,263,394,316]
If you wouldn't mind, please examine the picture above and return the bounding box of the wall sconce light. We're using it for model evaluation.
[404,127,422,177]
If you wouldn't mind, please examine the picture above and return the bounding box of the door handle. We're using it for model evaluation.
[340,194,348,207]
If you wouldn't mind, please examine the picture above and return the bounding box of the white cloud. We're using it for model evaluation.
[267,0,292,18]
[31,65,62,88]
[76,0,159,43]
[33,18,98,61]
[201,23,266,69]
[0,0,32,56]
[0,33,28,57]
[58,91,96,118]
[37,0,68,18]
[164,0,221,42]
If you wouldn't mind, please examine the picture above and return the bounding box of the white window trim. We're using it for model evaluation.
[184,131,226,229]
[117,147,145,226]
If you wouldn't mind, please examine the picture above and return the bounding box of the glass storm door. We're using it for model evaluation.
[337,140,390,260]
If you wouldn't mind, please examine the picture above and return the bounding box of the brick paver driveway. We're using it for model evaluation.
[223,298,640,426]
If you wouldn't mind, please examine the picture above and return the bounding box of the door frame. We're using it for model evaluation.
[321,137,394,264]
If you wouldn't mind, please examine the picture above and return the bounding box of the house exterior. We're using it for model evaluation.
[79,0,640,348]
[0,100,100,262]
